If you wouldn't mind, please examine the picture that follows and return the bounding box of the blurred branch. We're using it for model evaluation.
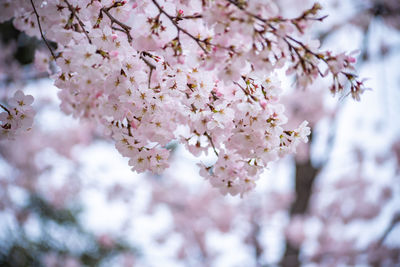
[249,214,263,267]
[377,212,400,247]
[281,133,321,267]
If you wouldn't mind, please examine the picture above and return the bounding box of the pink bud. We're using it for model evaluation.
[347,56,356,63]
[215,90,223,97]
[178,56,185,64]
[111,34,118,41]
[178,9,184,15]
[132,2,137,8]
[260,100,267,110]
[110,50,119,57]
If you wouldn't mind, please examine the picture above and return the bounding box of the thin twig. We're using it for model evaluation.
[204,132,219,156]
[127,120,133,137]
[233,81,258,102]
[181,14,202,20]
[30,0,56,59]
[101,8,132,43]
[150,0,208,53]
[111,26,126,33]
[100,3,156,85]
[225,0,266,22]
[64,0,92,44]
[227,0,363,95]
[0,104,11,115]
[140,52,156,88]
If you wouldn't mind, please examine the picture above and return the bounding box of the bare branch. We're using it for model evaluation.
[204,132,219,156]
[0,104,11,115]
[139,52,156,88]
[30,0,56,59]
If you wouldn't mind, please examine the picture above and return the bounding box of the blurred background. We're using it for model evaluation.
[0,0,399,266]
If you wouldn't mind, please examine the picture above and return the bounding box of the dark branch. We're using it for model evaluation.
[30,0,56,59]
[101,7,132,43]
[64,0,92,44]
[139,52,156,88]
[0,104,11,115]
[204,132,219,156]
[150,0,208,53]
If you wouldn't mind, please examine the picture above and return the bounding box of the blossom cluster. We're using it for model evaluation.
[0,90,35,140]
[1,0,366,196]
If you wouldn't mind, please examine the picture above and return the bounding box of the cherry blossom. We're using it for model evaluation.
[0,0,370,195]
[0,90,35,140]
[0,0,399,266]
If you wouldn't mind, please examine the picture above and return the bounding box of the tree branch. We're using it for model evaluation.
[150,0,208,53]
[204,132,219,156]
[63,0,92,44]
[30,0,56,59]
[0,104,11,115]
[281,133,320,267]
[139,52,156,88]
[377,212,400,247]
[101,7,132,43]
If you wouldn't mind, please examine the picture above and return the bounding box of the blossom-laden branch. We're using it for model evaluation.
[225,0,367,100]
[95,1,158,86]
[7,0,368,196]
